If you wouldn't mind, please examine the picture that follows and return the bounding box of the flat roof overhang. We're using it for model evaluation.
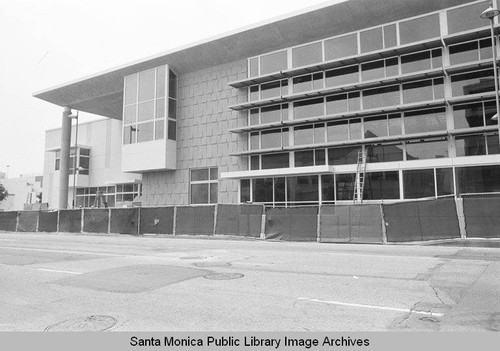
[33,0,474,119]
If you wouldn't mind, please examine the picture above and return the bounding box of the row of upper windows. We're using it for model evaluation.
[247,1,491,77]
[247,132,499,171]
[245,69,495,126]
[248,102,498,150]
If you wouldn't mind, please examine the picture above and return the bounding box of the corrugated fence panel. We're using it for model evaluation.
[38,211,58,232]
[175,206,215,235]
[0,211,18,231]
[58,210,82,233]
[140,207,174,235]
[17,211,39,232]
[383,198,460,242]
[215,204,263,237]
[265,207,318,241]
[110,208,138,235]
[463,196,500,238]
[83,209,109,234]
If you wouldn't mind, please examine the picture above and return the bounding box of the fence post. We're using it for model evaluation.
[317,204,322,242]
[213,204,218,236]
[57,210,60,233]
[455,198,467,239]
[380,204,387,244]
[260,205,266,239]
[173,206,177,236]
[137,207,141,235]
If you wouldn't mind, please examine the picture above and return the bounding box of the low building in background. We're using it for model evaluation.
[0,174,43,212]
[35,0,500,209]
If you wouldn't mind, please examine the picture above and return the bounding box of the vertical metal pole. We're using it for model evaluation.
[59,107,72,209]
[490,19,500,146]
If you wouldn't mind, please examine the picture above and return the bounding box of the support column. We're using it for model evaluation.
[58,107,72,209]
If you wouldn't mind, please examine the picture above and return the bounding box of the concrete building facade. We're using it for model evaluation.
[35,0,500,209]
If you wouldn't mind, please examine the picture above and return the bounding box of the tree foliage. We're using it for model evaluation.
[0,183,8,202]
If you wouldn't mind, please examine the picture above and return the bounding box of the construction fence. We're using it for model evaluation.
[0,196,496,242]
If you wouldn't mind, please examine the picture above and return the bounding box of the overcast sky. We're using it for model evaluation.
[0,0,338,178]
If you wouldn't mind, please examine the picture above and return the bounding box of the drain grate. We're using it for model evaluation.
[204,272,244,280]
[45,315,117,332]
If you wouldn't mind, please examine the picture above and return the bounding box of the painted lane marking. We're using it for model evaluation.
[37,268,82,275]
[0,246,123,257]
[297,297,444,317]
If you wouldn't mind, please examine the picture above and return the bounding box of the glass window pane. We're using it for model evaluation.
[328,146,360,165]
[210,168,218,180]
[156,66,166,98]
[349,92,361,111]
[364,171,400,200]
[363,85,400,109]
[294,125,314,145]
[388,113,402,136]
[168,70,177,99]
[366,143,404,163]
[314,123,325,143]
[484,101,499,126]
[168,98,177,119]
[282,128,289,147]
[399,13,440,45]
[155,98,165,119]
[324,33,358,61]
[315,149,326,165]
[487,133,500,154]
[361,60,385,81]
[433,78,444,99]
[261,105,282,124]
[79,156,89,170]
[168,120,176,140]
[191,184,208,204]
[240,179,250,203]
[191,169,209,181]
[336,173,355,200]
[253,178,273,203]
[403,169,435,199]
[274,178,286,203]
[261,129,282,149]
[155,120,164,140]
[403,80,434,104]
[350,119,362,140]
[261,81,282,99]
[295,150,314,167]
[249,86,259,101]
[364,116,388,139]
[326,94,348,114]
[447,1,490,34]
[451,69,494,96]
[455,134,486,157]
[405,108,447,134]
[327,121,348,142]
[249,57,259,77]
[293,75,312,93]
[260,50,288,75]
[384,24,397,48]
[385,58,399,77]
[436,168,454,196]
[250,109,259,125]
[455,164,500,195]
[250,132,259,150]
[479,39,493,61]
[137,122,154,143]
[138,101,154,122]
[124,105,136,124]
[250,156,259,170]
[401,51,431,74]
[138,69,155,102]
[261,153,289,169]
[293,98,324,119]
[287,176,319,202]
[124,74,138,105]
[292,42,322,68]
[360,27,383,53]
[453,103,484,129]
[449,41,479,65]
[325,65,359,87]
[432,49,443,68]
[322,175,335,201]
[209,183,218,204]
[123,126,137,144]
[313,73,323,90]
[406,139,449,160]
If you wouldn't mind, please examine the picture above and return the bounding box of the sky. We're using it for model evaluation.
[0,0,338,179]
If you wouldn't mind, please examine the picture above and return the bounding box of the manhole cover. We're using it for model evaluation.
[179,256,206,260]
[204,273,244,280]
[45,315,117,331]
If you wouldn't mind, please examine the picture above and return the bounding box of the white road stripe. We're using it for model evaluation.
[37,268,82,275]
[0,246,123,257]
[297,297,444,317]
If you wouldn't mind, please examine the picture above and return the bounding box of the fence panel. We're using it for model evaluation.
[17,211,39,232]
[0,211,18,231]
[58,210,82,233]
[215,204,263,237]
[264,207,318,241]
[110,208,139,235]
[175,206,215,235]
[38,211,58,232]
[83,209,109,234]
[140,207,174,235]
[463,195,500,238]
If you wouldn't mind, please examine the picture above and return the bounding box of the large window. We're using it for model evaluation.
[453,101,498,129]
[75,183,140,208]
[54,147,90,175]
[450,69,494,96]
[456,164,500,195]
[363,171,400,200]
[404,108,446,134]
[455,133,499,157]
[190,167,218,204]
[449,39,492,66]
[123,66,176,144]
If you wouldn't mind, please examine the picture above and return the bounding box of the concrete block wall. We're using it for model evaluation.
[141,59,248,206]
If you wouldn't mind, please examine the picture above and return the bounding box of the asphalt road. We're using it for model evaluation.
[0,232,499,331]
